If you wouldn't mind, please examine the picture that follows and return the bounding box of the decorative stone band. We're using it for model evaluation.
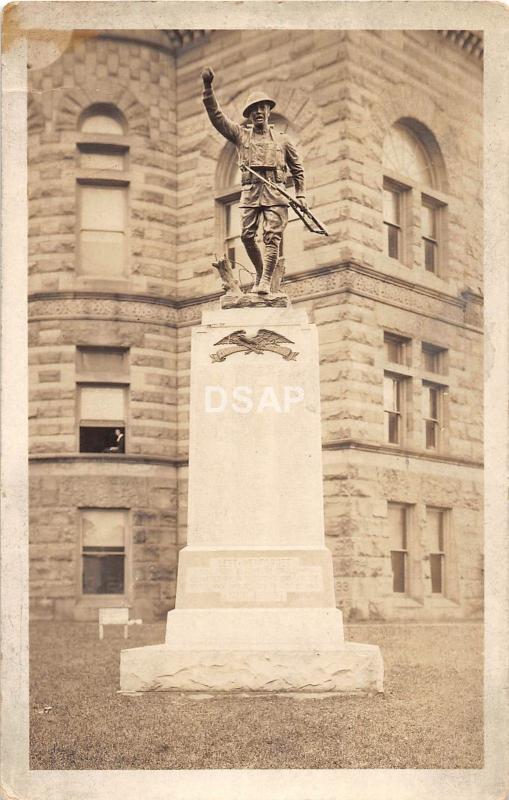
[28,443,483,471]
[28,262,483,331]
[28,292,178,328]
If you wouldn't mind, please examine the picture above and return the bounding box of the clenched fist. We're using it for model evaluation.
[201,66,215,86]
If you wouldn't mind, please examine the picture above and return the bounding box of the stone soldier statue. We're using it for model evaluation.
[201,66,307,295]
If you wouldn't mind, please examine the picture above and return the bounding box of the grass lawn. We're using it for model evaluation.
[30,620,483,770]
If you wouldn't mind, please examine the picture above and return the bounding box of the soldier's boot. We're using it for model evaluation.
[241,237,264,289]
[257,242,279,295]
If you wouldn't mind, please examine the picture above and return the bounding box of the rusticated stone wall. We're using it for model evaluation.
[28,29,483,621]
[322,452,482,621]
[29,306,178,458]
[28,30,178,297]
[30,461,177,621]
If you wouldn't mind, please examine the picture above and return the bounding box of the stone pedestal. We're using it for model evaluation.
[120,308,383,693]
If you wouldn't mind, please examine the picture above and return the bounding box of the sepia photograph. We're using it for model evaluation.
[1,3,508,800]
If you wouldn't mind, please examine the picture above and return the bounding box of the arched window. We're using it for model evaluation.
[382,120,447,275]
[76,105,129,277]
[215,114,305,284]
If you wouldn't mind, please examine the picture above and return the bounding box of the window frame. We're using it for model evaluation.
[76,180,129,279]
[384,331,411,367]
[388,502,410,595]
[426,507,449,597]
[422,380,447,452]
[421,194,447,276]
[384,371,408,446]
[381,121,449,277]
[382,177,411,266]
[75,108,131,281]
[421,342,448,376]
[77,507,132,605]
[75,346,130,455]
[77,383,128,454]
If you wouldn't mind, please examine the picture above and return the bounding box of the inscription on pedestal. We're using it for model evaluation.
[185,557,324,603]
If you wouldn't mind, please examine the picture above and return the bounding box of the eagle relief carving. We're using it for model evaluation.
[210,329,299,362]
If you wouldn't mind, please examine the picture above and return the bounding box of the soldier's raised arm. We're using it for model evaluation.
[201,67,242,145]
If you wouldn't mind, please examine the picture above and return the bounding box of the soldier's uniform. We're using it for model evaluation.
[203,86,305,291]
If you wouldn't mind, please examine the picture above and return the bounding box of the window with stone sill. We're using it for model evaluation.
[80,508,128,596]
[422,342,448,375]
[384,331,411,367]
[76,346,129,454]
[384,372,408,445]
[383,179,409,262]
[426,507,448,595]
[382,120,448,275]
[422,381,447,451]
[76,104,130,278]
[388,503,410,594]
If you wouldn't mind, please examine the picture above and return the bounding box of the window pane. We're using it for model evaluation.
[387,412,399,443]
[80,186,125,231]
[81,114,124,135]
[384,376,394,410]
[428,387,438,419]
[422,204,436,238]
[80,385,125,421]
[80,426,125,453]
[424,238,436,272]
[82,509,125,547]
[385,339,399,363]
[83,554,125,594]
[383,189,400,224]
[425,419,437,448]
[383,124,434,185]
[388,504,407,549]
[422,345,439,373]
[384,376,401,412]
[225,200,243,268]
[80,230,125,276]
[386,224,399,259]
[430,553,443,593]
[384,335,406,364]
[226,202,241,238]
[81,151,125,171]
[427,508,444,552]
[391,551,406,593]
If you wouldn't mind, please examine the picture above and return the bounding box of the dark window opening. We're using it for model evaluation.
[384,332,410,365]
[384,374,403,445]
[386,223,400,259]
[82,549,125,594]
[391,550,406,593]
[425,419,437,449]
[80,426,125,453]
[422,343,446,374]
[424,237,437,272]
[387,412,400,444]
[430,553,443,593]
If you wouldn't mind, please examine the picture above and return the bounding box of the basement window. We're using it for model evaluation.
[81,508,127,595]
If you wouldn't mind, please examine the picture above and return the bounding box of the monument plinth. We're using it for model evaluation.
[120,307,383,693]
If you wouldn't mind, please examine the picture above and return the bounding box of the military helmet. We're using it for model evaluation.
[242,91,276,118]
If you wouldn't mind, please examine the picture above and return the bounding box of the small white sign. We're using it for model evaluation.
[99,607,129,625]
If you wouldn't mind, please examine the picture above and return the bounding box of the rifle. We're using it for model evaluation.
[241,164,329,237]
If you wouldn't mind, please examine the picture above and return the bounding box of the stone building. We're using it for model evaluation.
[28,29,484,622]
